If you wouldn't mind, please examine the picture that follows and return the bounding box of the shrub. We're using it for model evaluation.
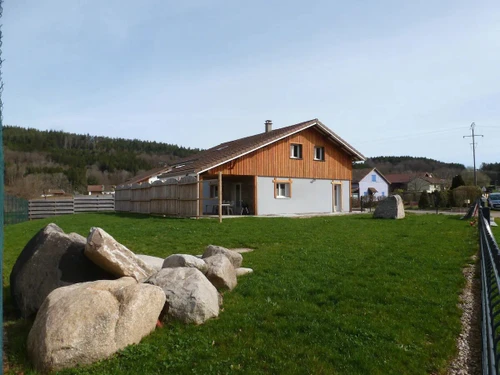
[451,175,465,190]
[452,185,482,207]
[418,191,430,209]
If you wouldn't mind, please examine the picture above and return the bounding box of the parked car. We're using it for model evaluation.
[488,193,500,210]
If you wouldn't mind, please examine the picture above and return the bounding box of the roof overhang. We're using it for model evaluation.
[313,120,365,162]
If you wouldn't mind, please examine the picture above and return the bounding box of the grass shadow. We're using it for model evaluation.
[4,318,35,373]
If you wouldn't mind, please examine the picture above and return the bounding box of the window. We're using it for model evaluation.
[314,146,325,161]
[290,144,302,159]
[209,184,218,198]
[382,191,385,197]
[275,183,291,198]
[273,178,292,198]
[371,174,376,182]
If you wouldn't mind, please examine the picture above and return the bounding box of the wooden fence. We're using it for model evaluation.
[115,177,199,217]
[29,196,115,220]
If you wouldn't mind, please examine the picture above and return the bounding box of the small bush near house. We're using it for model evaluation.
[453,186,482,207]
[430,190,448,210]
[418,191,430,209]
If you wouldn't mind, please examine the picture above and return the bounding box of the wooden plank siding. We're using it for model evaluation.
[205,127,353,180]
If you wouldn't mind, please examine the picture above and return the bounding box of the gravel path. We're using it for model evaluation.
[448,255,481,375]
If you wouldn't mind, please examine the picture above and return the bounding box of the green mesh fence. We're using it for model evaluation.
[4,194,29,225]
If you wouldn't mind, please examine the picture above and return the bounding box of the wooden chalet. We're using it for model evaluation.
[156,119,365,216]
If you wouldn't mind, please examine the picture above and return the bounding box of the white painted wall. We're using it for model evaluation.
[257,177,350,215]
[359,171,389,198]
[342,180,351,211]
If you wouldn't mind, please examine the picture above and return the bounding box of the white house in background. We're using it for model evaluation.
[351,168,390,199]
[407,176,446,193]
[124,165,173,185]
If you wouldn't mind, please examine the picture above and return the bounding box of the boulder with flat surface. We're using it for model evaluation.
[10,223,114,318]
[373,195,405,219]
[85,227,156,282]
[202,245,243,268]
[204,254,237,291]
[27,277,165,373]
[148,267,219,324]
[162,254,208,274]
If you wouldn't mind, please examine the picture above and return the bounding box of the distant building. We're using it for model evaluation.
[87,185,115,195]
[407,175,447,193]
[41,189,66,197]
[124,166,173,185]
[385,174,414,192]
[351,168,390,199]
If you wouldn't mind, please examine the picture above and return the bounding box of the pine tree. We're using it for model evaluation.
[451,175,465,189]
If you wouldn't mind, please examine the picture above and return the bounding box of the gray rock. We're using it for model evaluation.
[136,254,164,272]
[204,254,237,291]
[373,195,405,219]
[162,254,208,274]
[148,267,219,325]
[235,267,254,277]
[202,245,243,268]
[231,248,254,254]
[27,277,165,373]
[85,227,156,282]
[10,223,114,318]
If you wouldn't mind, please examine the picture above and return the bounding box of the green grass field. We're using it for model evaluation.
[3,213,477,375]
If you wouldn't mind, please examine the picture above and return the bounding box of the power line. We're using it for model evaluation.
[463,122,483,186]
[356,126,468,145]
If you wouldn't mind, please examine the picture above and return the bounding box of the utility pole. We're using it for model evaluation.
[463,122,483,186]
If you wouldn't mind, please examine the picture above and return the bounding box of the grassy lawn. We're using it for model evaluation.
[3,213,476,375]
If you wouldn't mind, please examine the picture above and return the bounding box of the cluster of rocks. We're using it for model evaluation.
[373,194,405,219]
[10,223,252,372]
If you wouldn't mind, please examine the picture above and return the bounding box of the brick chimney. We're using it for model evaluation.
[265,120,272,133]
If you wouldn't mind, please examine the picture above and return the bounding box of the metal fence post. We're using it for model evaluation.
[478,200,500,374]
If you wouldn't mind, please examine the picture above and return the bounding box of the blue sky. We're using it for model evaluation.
[4,0,500,166]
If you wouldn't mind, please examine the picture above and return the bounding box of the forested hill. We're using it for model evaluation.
[3,125,201,198]
[354,156,466,177]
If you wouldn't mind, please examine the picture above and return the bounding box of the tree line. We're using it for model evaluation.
[3,126,201,198]
[354,156,466,176]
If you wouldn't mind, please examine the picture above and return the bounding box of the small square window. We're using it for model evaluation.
[314,146,325,161]
[275,182,291,198]
[290,144,302,159]
[209,185,218,198]
[371,174,376,182]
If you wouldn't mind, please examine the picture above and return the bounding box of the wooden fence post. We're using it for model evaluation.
[219,172,222,223]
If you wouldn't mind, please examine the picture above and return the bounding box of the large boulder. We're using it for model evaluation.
[148,267,219,325]
[204,254,237,291]
[10,223,114,318]
[162,254,208,274]
[136,254,164,272]
[85,227,156,282]
[373,195,405,219]
[202,245,243,268]
[27,277,165,373]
